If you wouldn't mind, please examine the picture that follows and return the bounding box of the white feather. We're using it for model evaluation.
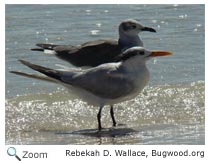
[44,49,56,55]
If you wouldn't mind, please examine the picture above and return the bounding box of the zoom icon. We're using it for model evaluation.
[7,147,21,161]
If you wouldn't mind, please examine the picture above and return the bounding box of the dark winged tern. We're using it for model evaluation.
[11,47,172,131]
[31,19,156,67]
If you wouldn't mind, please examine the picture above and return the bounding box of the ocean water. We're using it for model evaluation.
[5,4,205,145]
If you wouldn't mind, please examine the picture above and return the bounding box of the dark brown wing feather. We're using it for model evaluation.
[53,39,122,67]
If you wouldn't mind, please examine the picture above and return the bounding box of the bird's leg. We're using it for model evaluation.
[97,106,103,131]
[110,105,117,127]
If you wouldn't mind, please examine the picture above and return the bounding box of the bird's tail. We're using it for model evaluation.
[11,60,78,85]
[31,43,59,50]
[10,71,58,83]
[18,60,64,81]
[31,43,59,55]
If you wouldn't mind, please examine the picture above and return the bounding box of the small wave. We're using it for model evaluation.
[6,81,204,133]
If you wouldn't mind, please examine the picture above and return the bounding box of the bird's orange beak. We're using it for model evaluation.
[150,51,172,57]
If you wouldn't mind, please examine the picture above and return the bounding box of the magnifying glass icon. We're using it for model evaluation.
[7,147,21,161]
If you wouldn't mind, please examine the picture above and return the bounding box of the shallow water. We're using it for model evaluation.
[5,4,205,145]
[6,82,204,145]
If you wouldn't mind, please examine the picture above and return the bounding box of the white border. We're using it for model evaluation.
[1,0,209,163]
[0,0,5,161]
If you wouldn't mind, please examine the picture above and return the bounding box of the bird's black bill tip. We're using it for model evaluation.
[142,27,156,33]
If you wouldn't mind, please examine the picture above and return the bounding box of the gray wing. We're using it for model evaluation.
[16,60,134,99]
[61,65,135,99]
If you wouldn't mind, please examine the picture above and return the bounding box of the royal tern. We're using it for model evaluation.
[11,47,172,130]
[31,19,156,67]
